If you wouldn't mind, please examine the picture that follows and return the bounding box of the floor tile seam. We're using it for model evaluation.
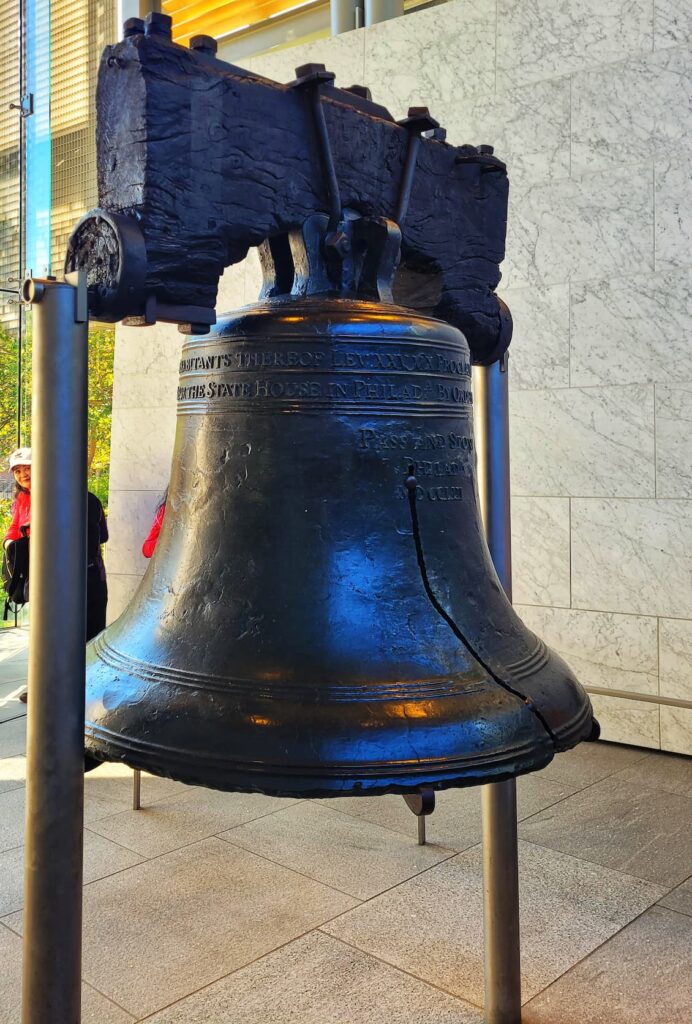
[213,829,374,901]
[88,828,363,907]
[79,830,257,875]
[284,798,464,853]
[0,781,24,794]
[523,761,692,821]
[516,774,613,823]
[0,840,25,858]
[80,794,313,857]
[217,826,462,904]
[0,711,27,725]
[81,824,152,864]
[133,924,331,1022]
[303,797,442,844]
[81,979,138,1021]
[304,797,492,853]
[315,927,485,1012]
[521,899,679,1009]
[658,904,692,921]
[517,836,673,897]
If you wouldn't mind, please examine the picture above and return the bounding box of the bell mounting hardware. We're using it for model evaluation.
[66,11,511,364]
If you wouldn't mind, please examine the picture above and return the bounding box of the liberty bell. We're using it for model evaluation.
[81,213,596,796]
[69,33,597,797]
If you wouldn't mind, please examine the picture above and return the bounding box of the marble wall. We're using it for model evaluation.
[107,0,692,754]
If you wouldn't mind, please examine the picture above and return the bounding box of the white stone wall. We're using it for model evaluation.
[107,0,692,753]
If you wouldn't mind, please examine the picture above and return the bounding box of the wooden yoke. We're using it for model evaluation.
[66,11,512,364]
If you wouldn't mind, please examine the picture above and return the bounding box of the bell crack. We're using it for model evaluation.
[404,469,558,749]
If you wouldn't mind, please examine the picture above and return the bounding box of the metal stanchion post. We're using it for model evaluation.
[473,354,522,1024]
[132,769,141,810]
[22,273,88,1024]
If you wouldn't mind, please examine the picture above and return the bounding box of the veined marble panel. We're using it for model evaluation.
[108,405,177,493]
[446,76,570,187]
[510,385,655,498]
[660,706,692,755]
[516,605,659,694]
[502,164,654,289]
[106,574,143,626]
[571,499,692,617]
[589,692,660,749]
[571,47,692,175]
[655,158,692,269]
[655,384,692,497]
[510,496,571,607]
[251,26,365,92]
[363,0,495,120]
[570,268,692,386]
[105,490,161,579]
[217,262,248,314]
[496,0,654,89]
[655,0,692,49]
[244,248,264,305]
[659,617,692,701]
[112,322,182,411]
[503,284,570,389]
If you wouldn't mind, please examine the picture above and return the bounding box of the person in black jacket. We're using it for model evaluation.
[86,491,109,642]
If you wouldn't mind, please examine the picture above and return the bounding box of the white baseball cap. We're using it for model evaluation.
[9,447,32,469]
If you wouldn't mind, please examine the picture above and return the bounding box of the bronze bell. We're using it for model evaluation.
[84,220,596,794]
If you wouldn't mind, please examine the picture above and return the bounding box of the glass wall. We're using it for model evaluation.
[0,0,116,624]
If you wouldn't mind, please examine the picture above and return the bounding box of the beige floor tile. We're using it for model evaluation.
[0,922,134,1024]
[317,774,577,853]
[221,801,454,899]
[0,755,25,795]
[518,777,692,887]
[0,679,28,723]
[523,906,692,1023]
[0,787,27,854]
[658,876,692,917]
[144,930,483,1024]
[612,749,692,797]
[0,830,145,917]
[0,706,26,725]
[0,714,26,758]
[533,740,648,789]
[83,761,189,810]
[88,787,298,858]
[324,840,664,1005]
[4,837,358,1019]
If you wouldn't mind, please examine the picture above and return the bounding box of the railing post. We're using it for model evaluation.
[473,355,522,1024]
[22,272,88,1024]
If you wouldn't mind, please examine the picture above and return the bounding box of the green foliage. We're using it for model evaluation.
[0,319,115,539]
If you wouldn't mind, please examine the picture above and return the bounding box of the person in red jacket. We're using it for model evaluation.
[4,447,31,548]
[142,489,167,558]
[3,445,109,640]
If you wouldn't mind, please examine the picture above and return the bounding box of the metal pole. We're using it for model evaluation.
[473,354,522,1024]
[22,273,88,1024]
[330,0,359,34]
[364,0,403,25]
[132,769,142,810]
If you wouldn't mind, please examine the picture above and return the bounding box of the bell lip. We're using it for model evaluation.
[84,719,556,797]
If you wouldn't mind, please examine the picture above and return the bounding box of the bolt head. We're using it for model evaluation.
[190,34,217,54]
[295,62,326,78]
[478,144,494,155]
[345,84,372,100]
[123,17,145,38]
[144,11,173,37]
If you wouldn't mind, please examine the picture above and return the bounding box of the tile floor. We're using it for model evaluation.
[0,628,690,1023]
